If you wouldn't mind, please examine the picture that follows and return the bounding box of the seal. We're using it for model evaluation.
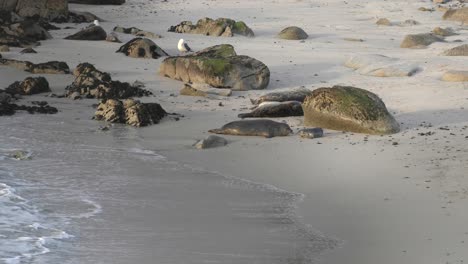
[238,101,303,118]
[208,119,292,138]
[250,88,313,105]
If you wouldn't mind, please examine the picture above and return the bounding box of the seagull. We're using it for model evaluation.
[93,20,100,26]
[178,39,193,53]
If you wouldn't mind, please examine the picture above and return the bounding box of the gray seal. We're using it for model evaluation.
[251,88,313,105]
[208,120,292,138]
[238,101,303,118]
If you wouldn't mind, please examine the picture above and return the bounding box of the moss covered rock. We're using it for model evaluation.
[159,44,269,91]
[400,33,443,48]
[302,86,399,134]
[443,7,468,23]
[168,17,254,37]
[277,26,308,40]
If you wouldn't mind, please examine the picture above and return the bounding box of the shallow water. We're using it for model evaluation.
[0,112,338,264]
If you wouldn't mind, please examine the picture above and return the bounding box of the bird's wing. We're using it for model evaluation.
[183,43,192,52]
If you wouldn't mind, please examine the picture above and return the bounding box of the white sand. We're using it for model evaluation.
[1,0,468,263]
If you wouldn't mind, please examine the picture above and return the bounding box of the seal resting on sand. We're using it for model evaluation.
[238,101,303,118]
[250,88,313,105]
[208,120,292,138]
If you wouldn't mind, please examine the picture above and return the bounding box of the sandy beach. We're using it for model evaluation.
[1,0,468,263]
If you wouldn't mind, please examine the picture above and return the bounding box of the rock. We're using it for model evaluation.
[10,150,30,160]
[65,11,102,23]
[441,70,468,82]
[5,76,50,95]
[69,0,125,4]
[94,98,167,127]
[105,32,121,43]
[238,101,303,118]
[0,102,16,115]
[398,19,419,26]
[442,44,468,56]
[180,83,232,97]
[168,17,254,37]
[302,85,400,135]
[0,14,51,47]
[194,135,228,149]
[250,88,313,105]
[0,45,10,52]
[277,26,308,40]
[159,44,270,91]
[344,54,419,77]
[298,127,323,139]
[64,26,107,41]
[400,33,444,48]
[209,119,292,138]
[69,91,81,100]
[0,91,12,103]
[116,38,168,59]
[20,47,37,53]
[376,18,391,26]
[432,27,457,37]
[66,62,153,99]
[113,26,162,39]
[418,7,435,12]
[0,0,69,20]
[0,59,70,74]
[442,7,468,23]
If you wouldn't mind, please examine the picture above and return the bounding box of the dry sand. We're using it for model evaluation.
[1,0,468,263]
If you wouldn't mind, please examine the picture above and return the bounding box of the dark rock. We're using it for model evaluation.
[0,0,69,20]
[0,14,51,47]
[69,0,125,5]
[0,59,70,73]
[168,17,254,37]
[20,47,37,53]
[64,26,107,40]
[66,62,153,99]
[159,44,269,90]
[94,98,167,127]
[5,76,50,95]
[116,38,168,59]
[302,85,399,134]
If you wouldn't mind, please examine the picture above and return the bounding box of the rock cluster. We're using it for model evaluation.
[0,59,70,73]
[159,44,269,91]
[0,10,51,47]
[0,0,68,20]
[65,63,153,99]
[168,17,254,37]
[5,76,50,95]
[94,98,167,127]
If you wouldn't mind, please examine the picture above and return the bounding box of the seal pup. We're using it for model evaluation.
[251,88,313,105]
[238,101,303,118]
[178,39,192,53]
[209,120,292,138]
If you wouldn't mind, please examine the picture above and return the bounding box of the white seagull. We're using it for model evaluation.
[178,39,193,53]
[93,20,100,26]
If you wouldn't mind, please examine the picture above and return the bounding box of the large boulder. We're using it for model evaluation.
[344,54,419,77]
[0,0,68,20]
[442,7,468,23]
[159,44,270,91]
[400,33,444,48]
[302,86,400,135]
[442,44,468,56]
[64,26,107,40]
[69,0,125,4]
[94,98,167,127]
[0,59,70,73]
[66,62,152,99]
[168,17,254,37]
[5,76,50,95]
[277,26,308,40]
[116,38,168,59]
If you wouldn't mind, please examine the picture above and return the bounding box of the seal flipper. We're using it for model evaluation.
[237,113,252,119]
